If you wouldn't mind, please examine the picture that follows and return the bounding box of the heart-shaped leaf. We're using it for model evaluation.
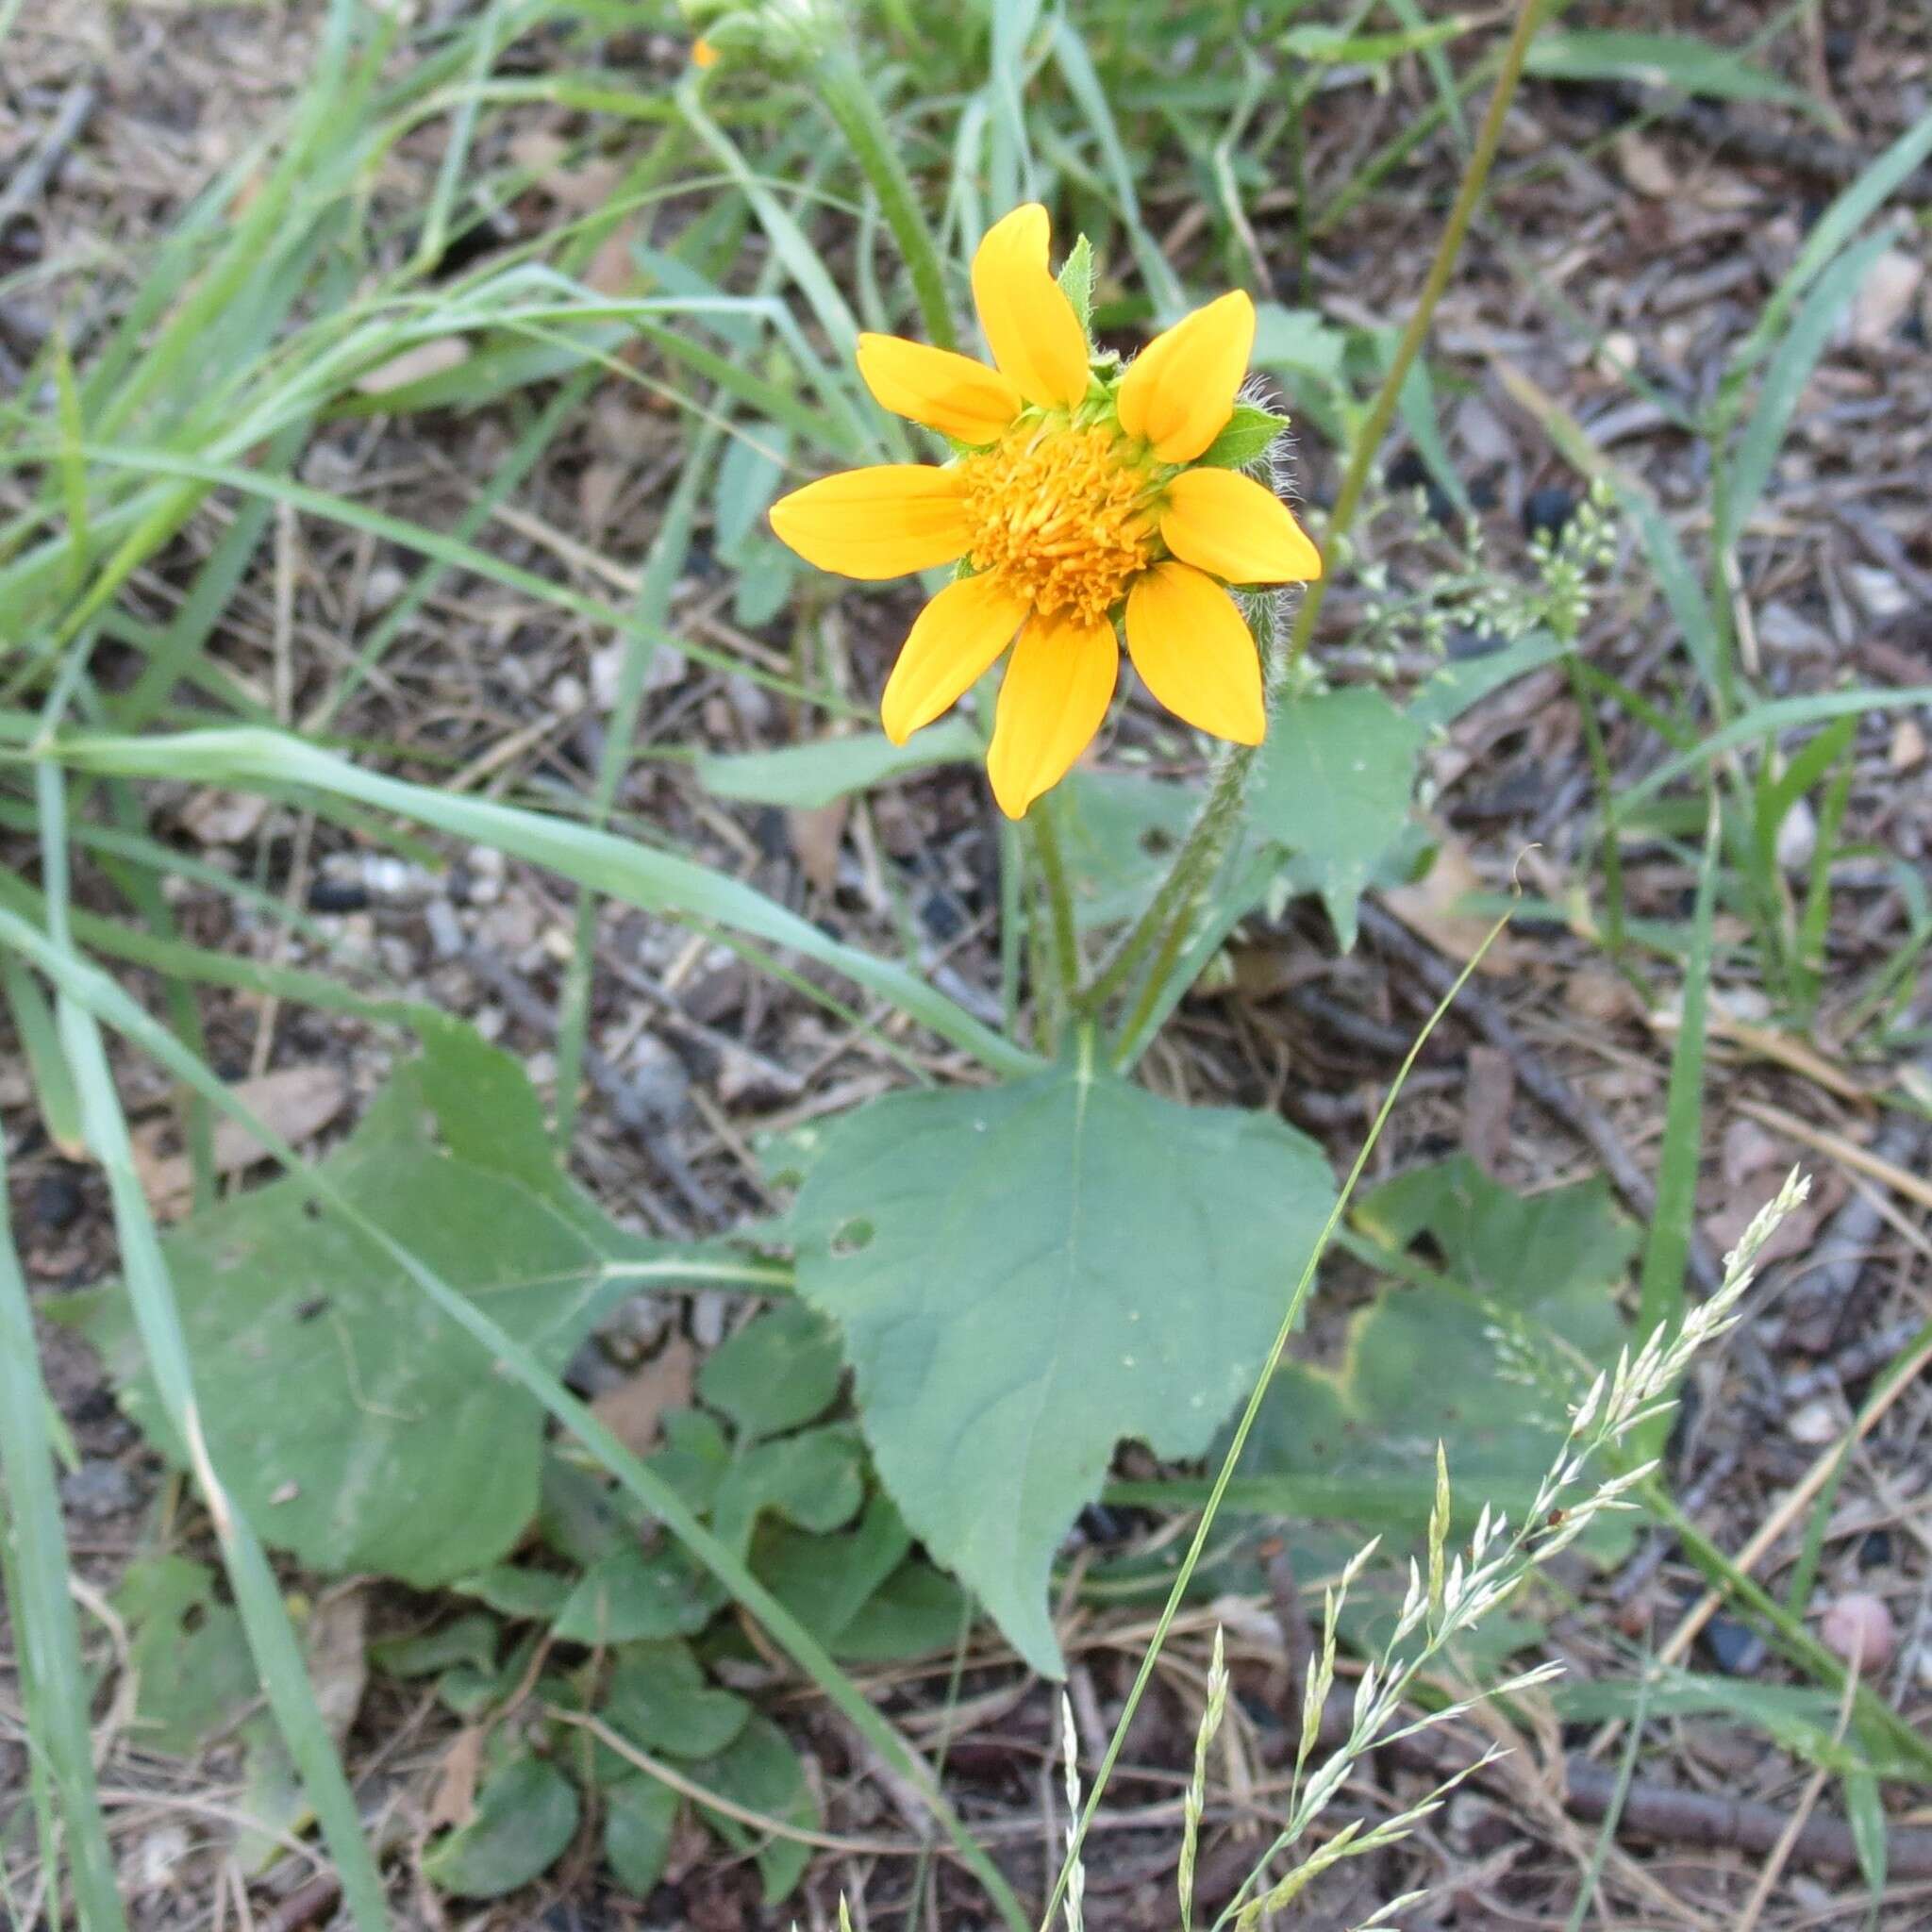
[790,1041,1336,1674]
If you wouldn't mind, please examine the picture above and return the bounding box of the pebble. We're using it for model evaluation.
[1522,484,1577,541]
[424,897,466,960]
[1703,1614,1767,1676]
[1821,1593,1897,1670]
[1785,1395,1843,1445]
[360,562,409,613]
[32,1167,85,1232]
[60,1458,137,1518]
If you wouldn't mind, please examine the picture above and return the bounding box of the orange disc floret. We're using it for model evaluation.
[959,424,1154,627]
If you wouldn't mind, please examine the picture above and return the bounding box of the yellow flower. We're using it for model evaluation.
[691,35,720,67]
[769,204,1322,819]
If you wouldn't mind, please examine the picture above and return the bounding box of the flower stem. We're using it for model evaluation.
[813,43,959,352]
[1087,0,1549,1045]
[1031,791,1081,1015]
[1083,596,1279,1026]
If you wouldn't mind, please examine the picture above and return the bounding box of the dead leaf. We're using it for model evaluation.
[1563,969,1640,1025]
[787,802,848,895]
[134,1065,351,1215]
[1379,828,1522,976]
[1702,1165,1824,1267]
[305,1586,368,1750]
[425,1726,486,1834]
[355,337,469,396]
[1613,130,1676,199]
[590,1336,697,1457]
[1890,717,1925,774]
[1720,1115,1786,1188]
[1849,248,1923,349]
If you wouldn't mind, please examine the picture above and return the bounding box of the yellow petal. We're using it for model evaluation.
[1124,562,1264,745]
[856,335,1024,445]
[880,575,1029,743]
[986,609,1119,819]
[970,204,1091,413]
[1160,467,1323,585]
[1115,290,1256,462]
[769,465,971,580]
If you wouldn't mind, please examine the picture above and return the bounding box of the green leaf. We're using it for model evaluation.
[1406,631,1568,734]
[1282,19,1472,64]
[696,720,982,808]
[697,1301,845,1438]
[693,1714,820,1903]
[603,1776,680,1896]
[1844,1768,1888,1899]
[1058,770,1201,930]
[1195,403,1289,471]
[455,1564,575,1621]
[368,1612,498,1680]
[754,1492,912,1649]
[713,425,791,560]
[1056,233,1095,336]
[1236,1158,1634,1541]
[1554,1674,1915,1780]
[111,1557,256,1756]
[1253,687,1427,948]
[1525,30,1820,110]
[710,1426,866,1558]
[63,1027,644,1587]
[790,1045,1337,1674]
[1722,228,1893,553]
[599,1641,750,1763]
[1251,304,1347,390]
[835,1558,974,1663]
[422,1752,579,1899]
[641,1409,732,1515]
[552,1544,727,1644]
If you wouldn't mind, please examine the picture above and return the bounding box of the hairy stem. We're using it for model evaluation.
[814,45,959,351]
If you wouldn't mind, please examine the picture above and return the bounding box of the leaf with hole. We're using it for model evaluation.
[789,1046,1336,1674]
[111,1557,256,1757]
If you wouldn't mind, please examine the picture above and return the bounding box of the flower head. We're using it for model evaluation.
[770,205,1322,818]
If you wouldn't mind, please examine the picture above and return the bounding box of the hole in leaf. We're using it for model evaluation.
[829,1217,874,1259]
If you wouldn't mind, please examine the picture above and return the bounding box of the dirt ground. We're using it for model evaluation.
[3,1,1930,1926]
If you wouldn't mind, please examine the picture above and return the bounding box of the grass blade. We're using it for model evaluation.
[1632,804,1718,1455]
[38,726,1036,1075]
[0,1128,128,1931]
